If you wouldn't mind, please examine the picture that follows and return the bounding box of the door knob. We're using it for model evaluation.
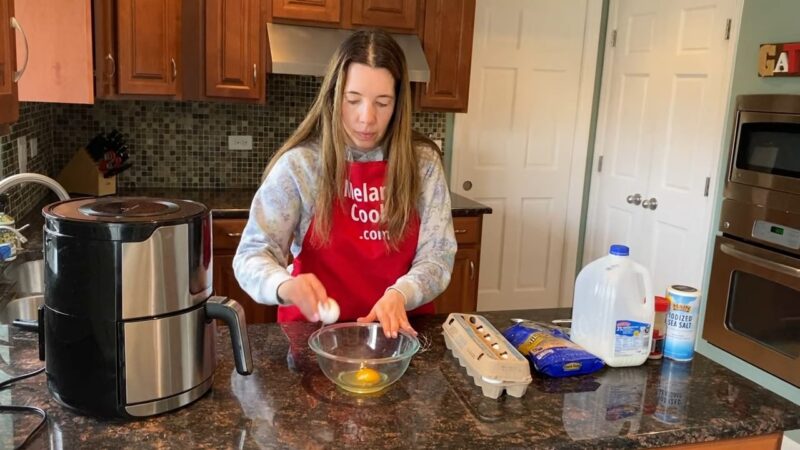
[626,193,642,205]
[642,197,658,210]
[463,180,472,191]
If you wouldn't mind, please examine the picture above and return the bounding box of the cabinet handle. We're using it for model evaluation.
[455,229,467,234]
[253,63,257,85]
[10,17,29,82]
[469,260,475,280]
[171,58,177,79]
[226,232,243,238]
[106,53,116,78]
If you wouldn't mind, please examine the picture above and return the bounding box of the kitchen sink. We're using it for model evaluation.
[0,251,44,325]
[2,251,44,297]
[0,294,43,324]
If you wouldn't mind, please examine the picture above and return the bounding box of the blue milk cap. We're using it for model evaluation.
[609,244,629,256]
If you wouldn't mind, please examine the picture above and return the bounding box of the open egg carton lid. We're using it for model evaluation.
[442,313,532,399]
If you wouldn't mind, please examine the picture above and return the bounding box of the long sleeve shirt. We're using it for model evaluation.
[232,140,457,310]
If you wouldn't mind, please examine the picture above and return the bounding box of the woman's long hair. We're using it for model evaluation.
[263,29,424,249]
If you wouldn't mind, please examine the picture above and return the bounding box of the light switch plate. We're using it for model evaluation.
[228,135,253,150]
[17,136,27,173]
[29,137,38,158]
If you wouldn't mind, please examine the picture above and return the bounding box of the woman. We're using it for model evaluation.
[233,29,456,338]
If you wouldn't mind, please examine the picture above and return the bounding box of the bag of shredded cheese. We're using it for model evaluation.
[503,321,604,378]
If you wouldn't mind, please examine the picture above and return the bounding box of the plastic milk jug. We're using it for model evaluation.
[570,245,655,367]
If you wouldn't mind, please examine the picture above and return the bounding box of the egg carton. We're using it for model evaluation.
[442,313,532,399]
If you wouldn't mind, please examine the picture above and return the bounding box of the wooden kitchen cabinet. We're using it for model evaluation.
[97,0,267,103]
[11,0,94,104]
[95,0,182,98]
[433,215,483,314]
[0,0,19,129]
[351,0,418,32]
[269,0,419,33]
[272,0,341,24]
[116,0,182,96]
[205,0,266,101]
[212,218,278,324]
[416,0,475,112]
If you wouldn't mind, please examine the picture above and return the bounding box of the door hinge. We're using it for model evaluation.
[597,155,604,173]
[724,19,732,40]
[704,177,711,197]
[610,29,617,47]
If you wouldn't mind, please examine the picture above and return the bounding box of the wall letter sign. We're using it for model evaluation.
[759,42,800,77]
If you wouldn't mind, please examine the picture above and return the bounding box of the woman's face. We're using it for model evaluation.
[341,63,396,151]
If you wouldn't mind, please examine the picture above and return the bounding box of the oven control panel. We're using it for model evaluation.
[752,220,800,250]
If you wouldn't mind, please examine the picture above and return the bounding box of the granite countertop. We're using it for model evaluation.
[2,309,799,449]
[117,188,492,218]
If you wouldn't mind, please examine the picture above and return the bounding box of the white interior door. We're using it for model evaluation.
[586,0,741,296]
[452,0,601,310]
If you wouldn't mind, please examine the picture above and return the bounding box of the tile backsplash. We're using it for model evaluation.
[1,74,447,219]
[0,103,58,220]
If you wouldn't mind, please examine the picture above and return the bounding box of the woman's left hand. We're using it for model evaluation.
[357,290,418,339]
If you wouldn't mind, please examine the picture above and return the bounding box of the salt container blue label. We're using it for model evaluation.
[663,286,701,361]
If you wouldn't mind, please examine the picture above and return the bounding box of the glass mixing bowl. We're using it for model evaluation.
[308,322,420,394]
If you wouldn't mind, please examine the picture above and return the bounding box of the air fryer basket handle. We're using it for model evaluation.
[37,305,45,361]
[206,296,253,375]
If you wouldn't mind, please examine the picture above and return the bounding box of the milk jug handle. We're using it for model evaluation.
[632,263,654,308]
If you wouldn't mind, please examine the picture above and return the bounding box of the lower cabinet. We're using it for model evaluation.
[432,215,483,314]
[212,213,485,323]
[212,218,277,324]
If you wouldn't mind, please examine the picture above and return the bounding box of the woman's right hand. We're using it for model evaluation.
[277,274,328,322]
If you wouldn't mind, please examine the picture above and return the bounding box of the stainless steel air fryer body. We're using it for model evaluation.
[41,197,252,418]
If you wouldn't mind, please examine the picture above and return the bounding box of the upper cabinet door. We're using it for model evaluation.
[0,0,19,126]
[205,0,264,100]
[351,0,418,32]
[117,0,181,96]
[14,0,94,104]
[418,0,475,112]
[272,0,341,24]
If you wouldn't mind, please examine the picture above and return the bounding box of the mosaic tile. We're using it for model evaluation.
[1,74,447,219]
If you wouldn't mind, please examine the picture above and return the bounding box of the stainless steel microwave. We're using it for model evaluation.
[704,95,800,389]
[729,95,800,196]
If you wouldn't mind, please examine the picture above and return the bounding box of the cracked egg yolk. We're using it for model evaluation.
[354,368,382,385]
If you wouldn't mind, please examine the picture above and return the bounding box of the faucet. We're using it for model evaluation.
[0,173,71,201]
[0,174,70,259]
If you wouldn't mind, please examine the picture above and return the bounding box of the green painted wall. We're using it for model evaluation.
[695,0,800,433]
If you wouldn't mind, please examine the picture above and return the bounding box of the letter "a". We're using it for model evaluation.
[775,52,790,73]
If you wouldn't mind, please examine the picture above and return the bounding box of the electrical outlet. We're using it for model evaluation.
[228,135,253,150]
[17,136,27,173]
[29,137,38,158]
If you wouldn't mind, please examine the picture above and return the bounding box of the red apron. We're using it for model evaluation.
[278,160,434,322]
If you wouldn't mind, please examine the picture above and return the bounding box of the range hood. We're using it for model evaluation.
[267,23,430,83]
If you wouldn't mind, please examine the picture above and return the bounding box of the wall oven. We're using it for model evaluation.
[704,95,800,388]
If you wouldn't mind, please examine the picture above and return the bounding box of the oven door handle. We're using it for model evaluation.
[720,243,800,278]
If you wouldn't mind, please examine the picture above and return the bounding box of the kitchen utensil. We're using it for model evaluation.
[442,313,531,399]
[308,322,419,394]
[41,197,252,418]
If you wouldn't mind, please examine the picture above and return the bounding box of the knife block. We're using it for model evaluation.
[57,148,116,196]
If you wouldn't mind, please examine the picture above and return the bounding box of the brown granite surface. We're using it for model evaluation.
[1,309,799,449]
[116,188,492,218]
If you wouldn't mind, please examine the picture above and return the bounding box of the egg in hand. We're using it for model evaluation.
[317,298,340,324]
